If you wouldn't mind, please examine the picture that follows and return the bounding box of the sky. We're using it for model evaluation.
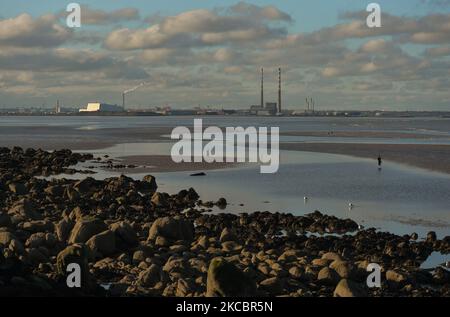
[0,0,449,110]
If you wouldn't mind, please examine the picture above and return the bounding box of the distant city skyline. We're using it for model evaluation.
[0,0,450,110]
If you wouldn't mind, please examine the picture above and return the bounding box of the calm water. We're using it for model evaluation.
[2,116,450,238]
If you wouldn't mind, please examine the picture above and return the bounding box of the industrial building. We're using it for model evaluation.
[79,103,123,113]
[250,67,282,116]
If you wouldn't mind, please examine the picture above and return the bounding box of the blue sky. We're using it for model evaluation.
[0,1,449,110]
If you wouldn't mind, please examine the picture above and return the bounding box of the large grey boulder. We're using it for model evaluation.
[206,257,257,297]
[148,216,194,242]
[68,217,108,244]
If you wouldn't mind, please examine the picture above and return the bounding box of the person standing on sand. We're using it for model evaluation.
[378,155,382,167]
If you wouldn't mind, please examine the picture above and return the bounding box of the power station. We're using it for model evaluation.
[251,67,283,116]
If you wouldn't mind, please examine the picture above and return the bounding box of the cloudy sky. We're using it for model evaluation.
[0,0,449,110]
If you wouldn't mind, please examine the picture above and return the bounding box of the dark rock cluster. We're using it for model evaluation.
[0,148,449,297]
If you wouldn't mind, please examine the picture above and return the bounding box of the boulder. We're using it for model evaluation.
[139,175,158,194]
[86,230,116,257]
[73,177,97,194]
[26,232,46,248]
[8,182,28,195]
[333,279,367,297]
[176,278,196,297]
[321,252,343,262]
[56,217,74,242]
[259,277,283,294]
[137,264,164,287]
[0,212,12,227]
[386,270,407,284]
[318,266,340,286]
[219,227,237,243]
[206,257,257,297]
[22,220,54,233]
[27,248,49,265]
[8,199,41,220]
[44,185,64,197]
[110,221,138,248]
[56,243,91,289]
[329,260,354,279]
[68,217,108,244]
[148,217,194,242]
[151,192,169,207]
[0,231,16,246]
[426,231,437,243]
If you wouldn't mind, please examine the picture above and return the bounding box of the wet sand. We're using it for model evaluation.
[281,131,450,139]
[281,143,450,174]
[2,124,450,174]
[113,155,242,173]
[0,126,171,150]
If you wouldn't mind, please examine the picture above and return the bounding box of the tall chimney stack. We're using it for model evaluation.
[122,93,125,110]
[261,67,264,109]
[278,67,282,114]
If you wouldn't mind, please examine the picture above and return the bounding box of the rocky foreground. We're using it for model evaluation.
[0,147,449,297]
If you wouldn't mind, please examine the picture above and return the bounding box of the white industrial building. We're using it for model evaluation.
[79,103,123,112]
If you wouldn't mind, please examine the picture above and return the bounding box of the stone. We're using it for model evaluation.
[56,243,91,287]
[0,212,12,228]
[139,175,158,194]
[155,235,170,247]
[73,177,97,194]
[329,260,354,279]
[55,217,74,242]
[151,192,169,207]
[44,185,64,196]
[163,257,192,278]
[68,217,108,244]
[8,182,27,195]
[22,220,54,233]
[176,278,196,297]
[131,250,148,264]
[221,241,242,253]
[86,230,116,257]
[137,264,163,288]
[148,217,194,242]
[333,279,367,297]
[219,227,237,243]
[216,198,227,208]
[110,221,138,248]
[259,277,283,294]
[26,232,46,248]
[386,270,407,284]
[317,267,340,286]
[321,252,343,262]
[288,266,305,280]
[27,248,49,265]
[426,231,437,243]
[206,257,257,297]
[9,238,25,254]
[8,199,41,220]
[312,258,331,267]
[0,231,16,246]
[278,250,299,262]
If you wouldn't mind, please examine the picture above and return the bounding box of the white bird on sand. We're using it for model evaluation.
[348,203,354,209]
[304,196,308,201]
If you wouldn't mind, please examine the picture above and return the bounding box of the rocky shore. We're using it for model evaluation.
[0,147,449,297]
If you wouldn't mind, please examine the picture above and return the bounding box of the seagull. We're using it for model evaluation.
[348,203,354,209]
[304,196,308,201]
[358,224,364,230]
